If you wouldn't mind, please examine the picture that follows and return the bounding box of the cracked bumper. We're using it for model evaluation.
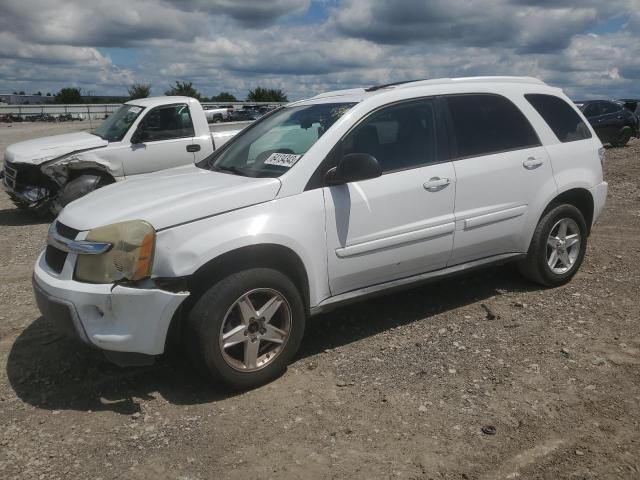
[33,251,189,355]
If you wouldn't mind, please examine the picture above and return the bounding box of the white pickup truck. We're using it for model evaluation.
[203,105,233,123]
[2,96,250,214]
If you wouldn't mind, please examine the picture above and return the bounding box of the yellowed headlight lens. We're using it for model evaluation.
[75,220,155,283]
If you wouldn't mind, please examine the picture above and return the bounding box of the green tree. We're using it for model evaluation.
[127,83,151,100]
[165,81,202,100]
[55,87,82,104]
[246,87,288,103]
[210,91,238,102]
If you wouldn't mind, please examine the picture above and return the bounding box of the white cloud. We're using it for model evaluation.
[0,0,638,100]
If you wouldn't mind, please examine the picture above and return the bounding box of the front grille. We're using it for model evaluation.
[45,246,67,274]
[3,161,18,189]
[44,222,80,274]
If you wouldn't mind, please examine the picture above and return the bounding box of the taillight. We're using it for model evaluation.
[598,147,606,169]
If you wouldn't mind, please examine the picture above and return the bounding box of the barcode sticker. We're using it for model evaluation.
[264,152,301,168]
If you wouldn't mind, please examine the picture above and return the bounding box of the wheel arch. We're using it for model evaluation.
[186,243,310,313]
[164,243,311,354]
[542,187,594,234]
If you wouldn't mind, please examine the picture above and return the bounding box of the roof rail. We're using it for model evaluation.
[364,79,426,92]
[395,76,547,89]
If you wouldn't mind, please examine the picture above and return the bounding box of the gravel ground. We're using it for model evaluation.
[0,122,639,479]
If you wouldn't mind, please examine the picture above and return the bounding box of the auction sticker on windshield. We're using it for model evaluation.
[129,106,142,114]
[264,153,302,168]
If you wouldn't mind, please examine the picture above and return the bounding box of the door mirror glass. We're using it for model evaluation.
[326,153,382,185]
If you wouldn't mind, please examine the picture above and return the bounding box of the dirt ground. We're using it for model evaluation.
[0,122,638,480]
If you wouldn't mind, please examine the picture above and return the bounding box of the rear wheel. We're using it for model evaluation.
[518,204,587,287]
[611,127,632,147]
[185,268,305,389]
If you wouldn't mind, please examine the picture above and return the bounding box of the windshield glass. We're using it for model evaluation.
[94,104,145,142]
[200,102,356,177]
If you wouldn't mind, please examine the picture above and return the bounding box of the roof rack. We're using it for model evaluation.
[364,79,426,92]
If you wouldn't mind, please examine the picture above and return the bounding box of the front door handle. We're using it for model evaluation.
[423,177,451,192]
[186,144,201,152]
[523,157,543,170]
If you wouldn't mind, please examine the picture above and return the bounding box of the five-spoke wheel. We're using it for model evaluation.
[219,289,292,371]
[519,204,588,287]
[186,268,305,389]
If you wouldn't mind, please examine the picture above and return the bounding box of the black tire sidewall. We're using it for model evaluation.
[187,268,306,389]
[535,204,588,286]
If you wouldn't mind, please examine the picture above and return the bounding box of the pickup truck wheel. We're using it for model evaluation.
[185,268,305,389]
[53,174,111,214]
[518,204,587,287]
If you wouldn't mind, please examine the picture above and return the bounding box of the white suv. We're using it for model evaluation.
[33,77,608,388]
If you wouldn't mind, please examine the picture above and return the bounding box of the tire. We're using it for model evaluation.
[611,127,632,147]
[185,268,306,390]
[518,204,588,287]
[52,174,111,214]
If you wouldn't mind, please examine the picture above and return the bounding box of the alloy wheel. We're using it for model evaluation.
[546,218,581,274]
[218,288,292,372]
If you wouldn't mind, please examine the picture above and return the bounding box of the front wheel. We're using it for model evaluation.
[185,268,306,389]
[518,204,588,287]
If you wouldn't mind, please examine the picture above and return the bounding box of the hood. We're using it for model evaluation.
[57,165,282,231]
[4,131,107,165]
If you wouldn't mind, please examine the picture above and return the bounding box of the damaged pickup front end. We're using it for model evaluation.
[3,147,117,215]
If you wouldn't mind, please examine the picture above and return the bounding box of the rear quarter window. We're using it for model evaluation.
[525,94,592,143]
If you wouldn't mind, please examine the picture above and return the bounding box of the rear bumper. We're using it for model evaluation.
[33,251,189,356]
[590,181,608,225]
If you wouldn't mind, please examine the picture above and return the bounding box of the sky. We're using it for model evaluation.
[1,0,639,101]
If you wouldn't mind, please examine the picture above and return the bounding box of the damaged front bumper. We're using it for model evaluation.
[33,250,189,362]
[3,160,53,208]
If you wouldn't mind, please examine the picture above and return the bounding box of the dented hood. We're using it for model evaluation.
[57,165,282,231]
[4,132,107,165]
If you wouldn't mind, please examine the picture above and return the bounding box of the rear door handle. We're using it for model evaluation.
[423,177,451,191]
[523,157,543,170]
[186,144,201,152]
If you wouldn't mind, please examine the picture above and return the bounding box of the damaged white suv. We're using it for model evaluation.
[33,77,607,389]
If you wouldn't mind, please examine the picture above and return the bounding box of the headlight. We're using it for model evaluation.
[75,220,155,283]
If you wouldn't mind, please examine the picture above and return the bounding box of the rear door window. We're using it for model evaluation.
[600,101,622,115]
[582,103,601,118]
[444,94,540,159]
[525,94,592,143]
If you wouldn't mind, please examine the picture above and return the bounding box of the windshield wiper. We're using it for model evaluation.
[212,165,249,176]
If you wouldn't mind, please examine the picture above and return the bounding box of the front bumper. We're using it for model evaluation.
[33,250,189,355]
[590,181,608,226]
[3,161,50,206]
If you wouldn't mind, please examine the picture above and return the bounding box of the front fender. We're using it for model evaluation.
[153,189,330,307]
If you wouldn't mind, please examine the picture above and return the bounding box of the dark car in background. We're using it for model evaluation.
[575,100,639,147]
[229,107,262,121]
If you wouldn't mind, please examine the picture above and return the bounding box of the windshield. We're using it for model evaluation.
[200,102,356,177]
[94,104,145,142]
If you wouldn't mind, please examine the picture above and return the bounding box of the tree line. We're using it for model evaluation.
[9,83,288,104]
[133,81,288,102]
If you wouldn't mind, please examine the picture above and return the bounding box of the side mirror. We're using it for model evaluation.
[131,128,147,144]
[325,153,382,186]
